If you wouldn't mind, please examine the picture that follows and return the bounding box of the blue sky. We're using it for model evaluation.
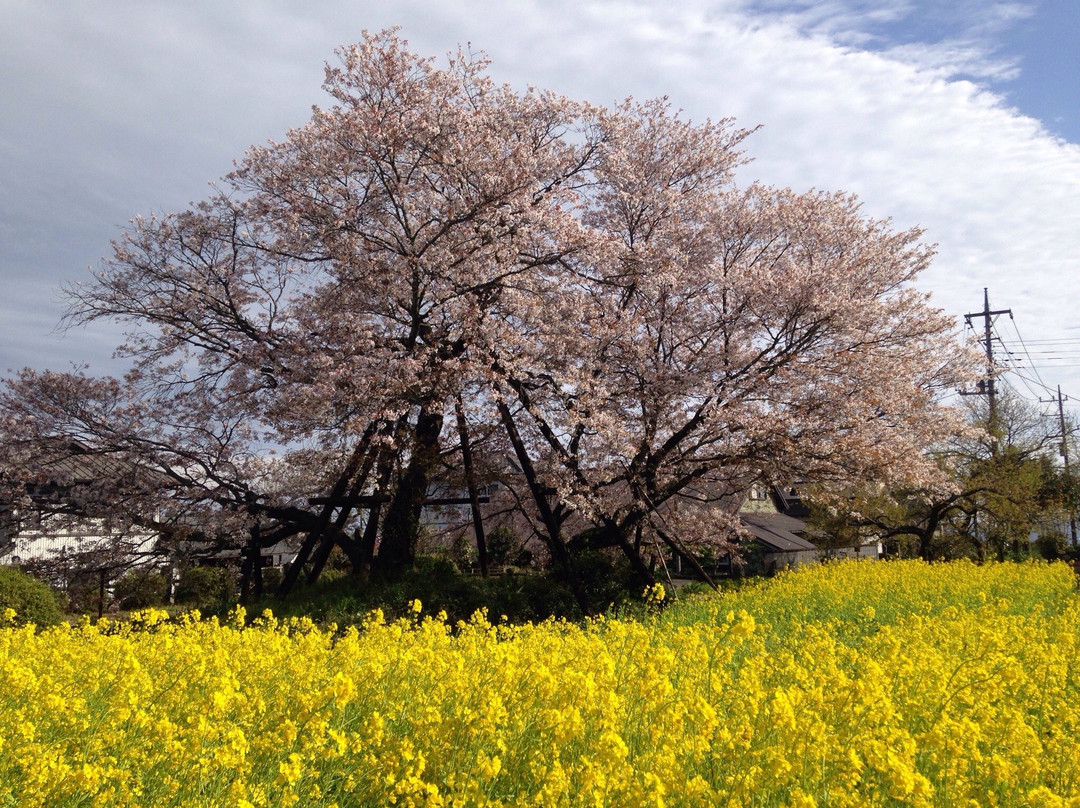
[753,0,1079,142]
[1011,0,1080,142]
[1,0,1079,416]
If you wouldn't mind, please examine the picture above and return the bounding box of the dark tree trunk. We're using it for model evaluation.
[356,506,382,581]
[910,504,944,562]
[497,399,595,617]
[455,398,489,576]
[239,553,252,604]
[918,524,937,561]
[239,528,265,604]
[251,533,264,598]
[97,569,106,620]
[305,446,379,586]
[353,440,401,581]
[379,404,444,574]
[600,517,656,587]
[240,531,253,605]
[277,430,373,599]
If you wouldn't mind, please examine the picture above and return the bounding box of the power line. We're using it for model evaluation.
[984,308,1054,407]
[958,291,1079,415]
[992,323,1044,401]
[1002,351,1080,359]
[1005,315,1051,392]
[999,338,1080,345]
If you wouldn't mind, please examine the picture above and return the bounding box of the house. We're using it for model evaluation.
[2,441,308,571]
[199,539,299,570]
[1,445,160,570]
[738,510,819,573]
[664,482,880,579]
[739,482,881,573]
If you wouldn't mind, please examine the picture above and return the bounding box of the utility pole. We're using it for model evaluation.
[962,288,1012,444]
[1042,385,1078,546]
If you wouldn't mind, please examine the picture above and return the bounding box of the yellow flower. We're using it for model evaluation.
[275,753,303,787]
[1,558,1077,807]
[786,788,817,808]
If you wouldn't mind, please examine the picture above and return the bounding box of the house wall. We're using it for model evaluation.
[1,513,157,567]
[740,486,779,514]
[761,549,818,573]
[819,542,883,561]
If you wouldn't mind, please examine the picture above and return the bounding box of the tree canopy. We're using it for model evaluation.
[809,385,1076,561]
[0,30,972,613]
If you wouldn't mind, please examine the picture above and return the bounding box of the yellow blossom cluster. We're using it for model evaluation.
[3,560,1080,807]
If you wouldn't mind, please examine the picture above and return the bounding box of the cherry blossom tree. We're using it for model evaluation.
[0,30,974,613]
[484,99,974,589]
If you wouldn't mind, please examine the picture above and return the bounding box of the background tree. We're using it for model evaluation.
[812,385,1068,560]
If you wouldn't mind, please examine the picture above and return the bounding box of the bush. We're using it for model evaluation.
[485,525,533,567]
[559,547,638,615]
[1035,531,1068,561]
[113,568,168,610]
[174,566,233,605]
[229,554,585,627]
[0,566,63,626]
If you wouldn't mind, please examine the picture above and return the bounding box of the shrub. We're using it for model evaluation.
[174,566,233,605]
[1035,531,1068,561]
[113,568,168,610]
[61,571,106,615]
[0,566,63,626]
[486,525,534,567]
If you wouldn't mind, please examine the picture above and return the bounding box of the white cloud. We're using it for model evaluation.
[2,0,1078,404]
[730,0,1033,81]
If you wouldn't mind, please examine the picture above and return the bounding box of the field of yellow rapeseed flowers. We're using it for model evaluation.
[3,559,1080,807]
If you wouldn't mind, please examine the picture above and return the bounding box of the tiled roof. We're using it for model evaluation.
[739,511,816,553]
[39,445,136,484]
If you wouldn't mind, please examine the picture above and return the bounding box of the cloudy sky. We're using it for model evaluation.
[2,0,1079,417]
